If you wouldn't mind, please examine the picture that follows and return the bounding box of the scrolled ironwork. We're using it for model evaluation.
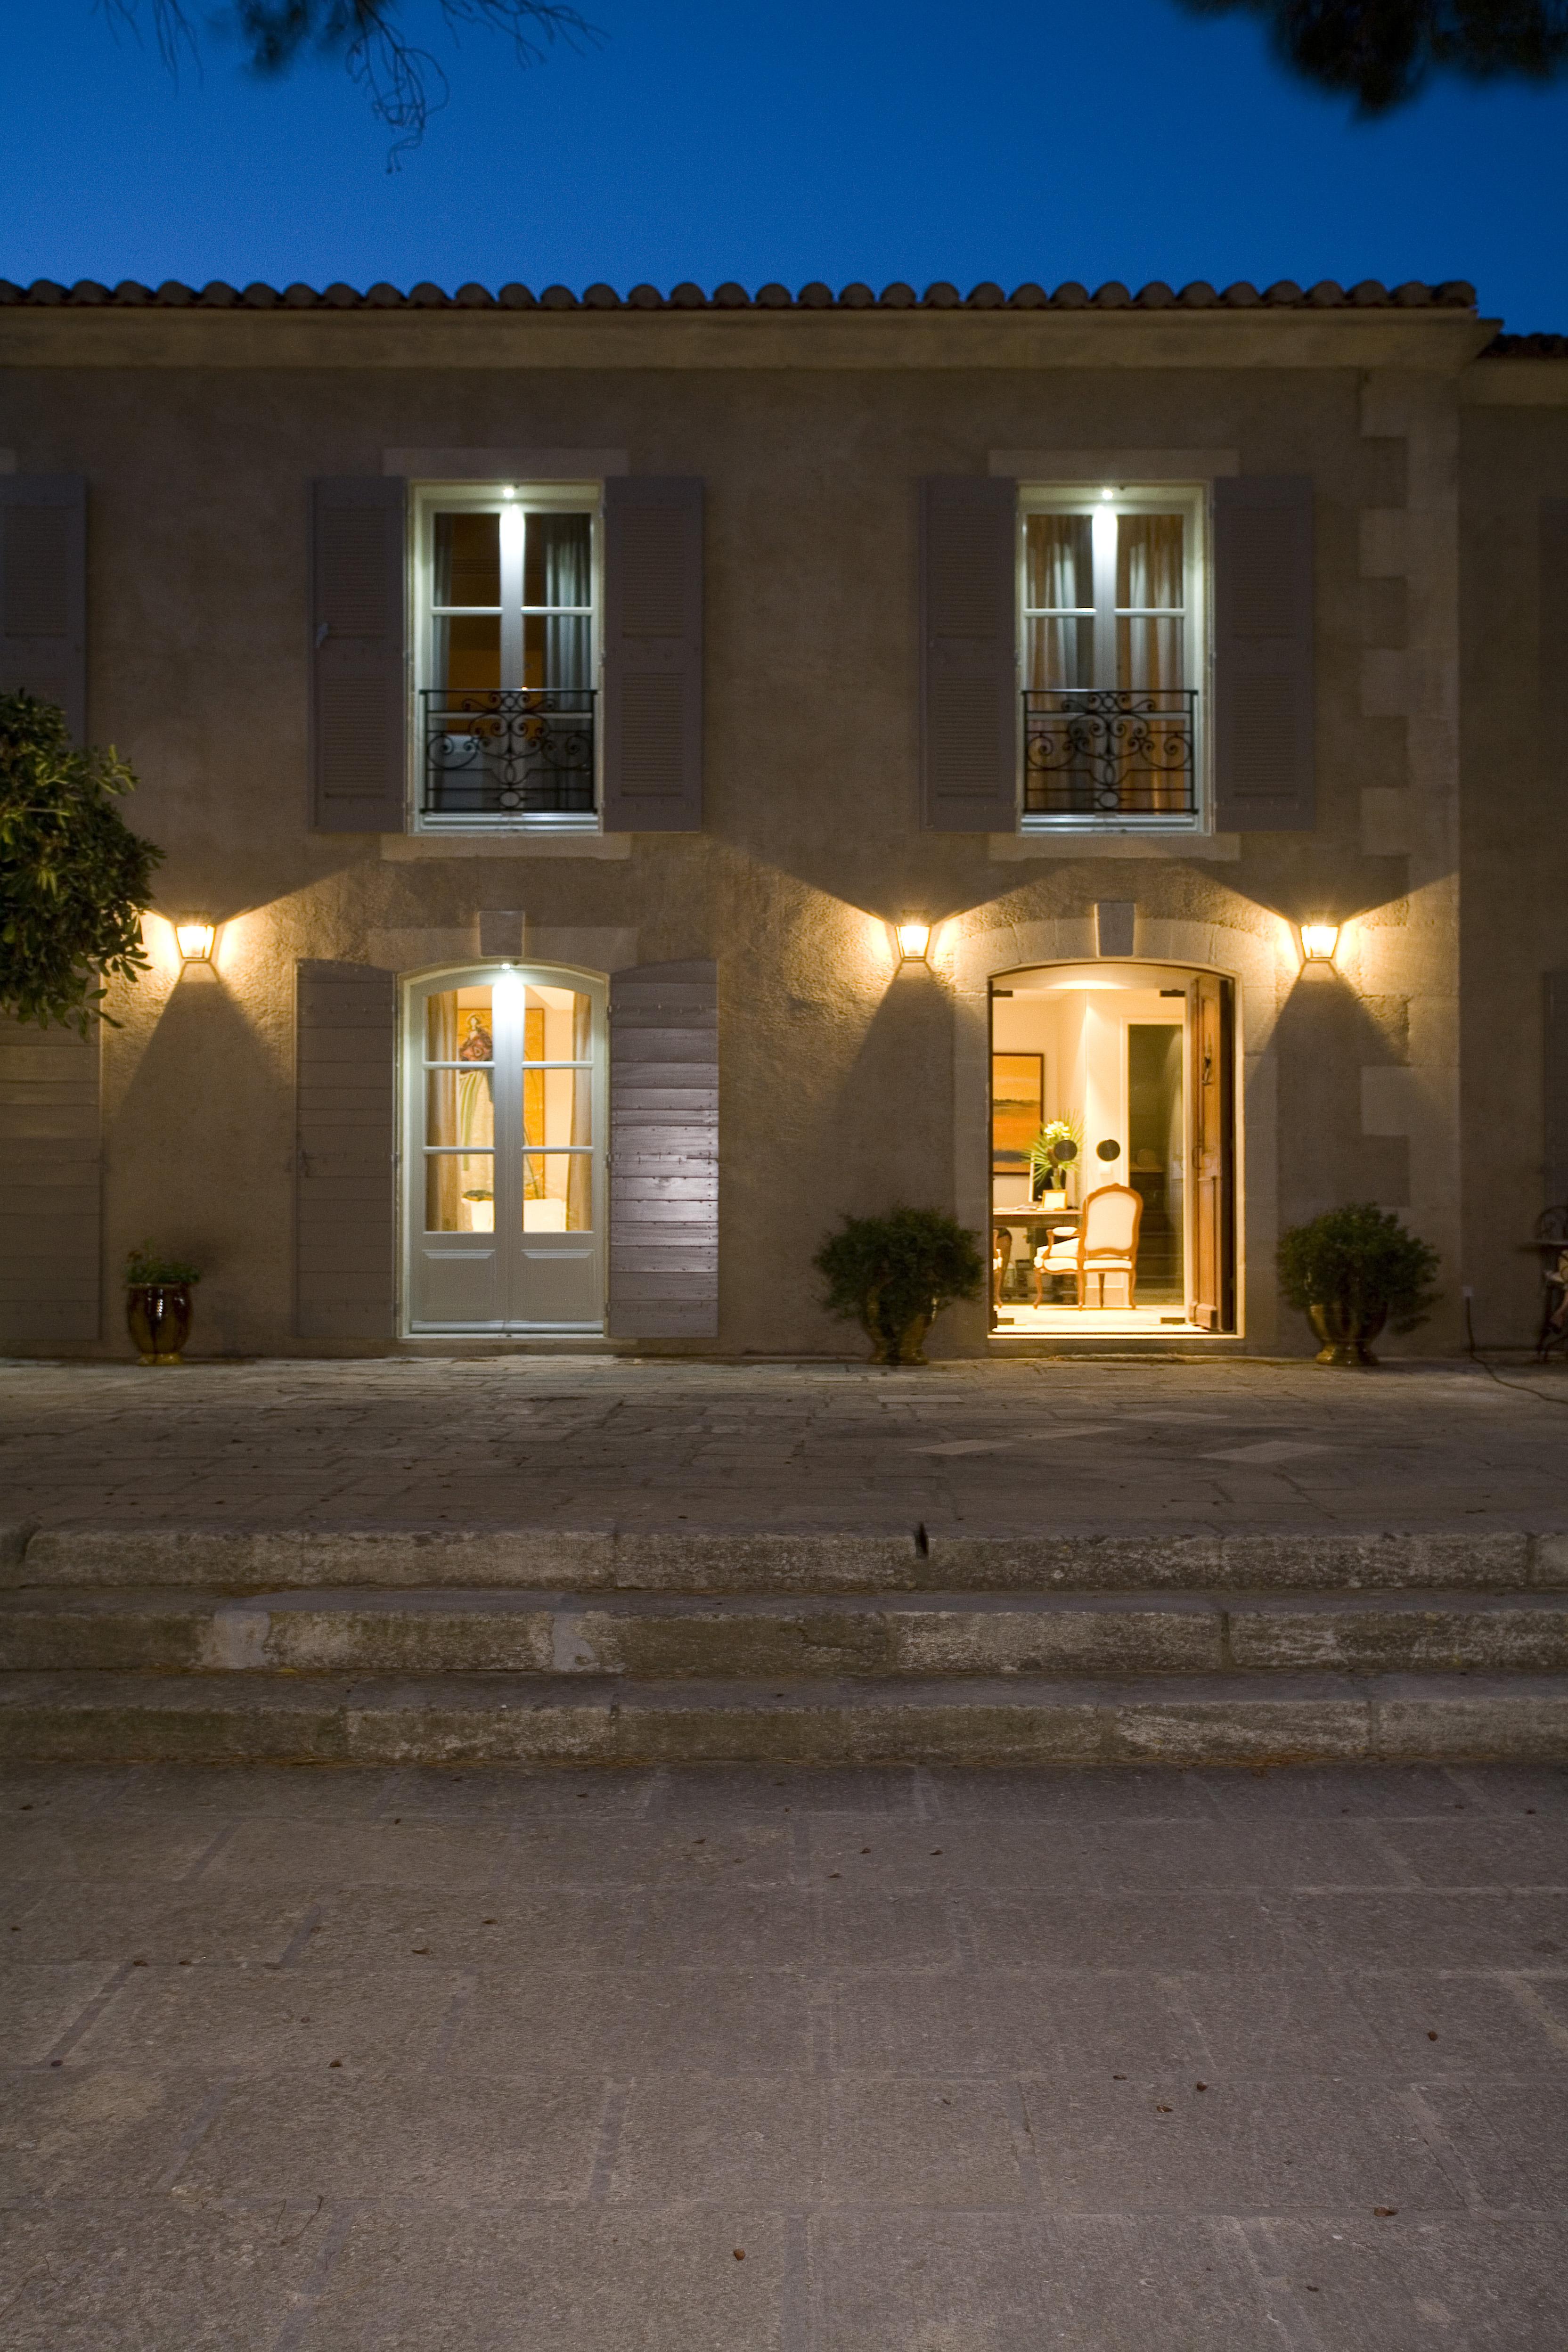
[1023,687,1197,820]
[421,687,596,818]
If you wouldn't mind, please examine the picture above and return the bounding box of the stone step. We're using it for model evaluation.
[1,1668,1564,1766]
[5,1586,1568,1679]
[7,1525,1566,1595]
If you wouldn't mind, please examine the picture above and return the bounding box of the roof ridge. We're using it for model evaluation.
[0,276,1482,315]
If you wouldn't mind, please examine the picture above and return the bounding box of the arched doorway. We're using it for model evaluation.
[402,963,607,1334]
[989,960,1236,1337]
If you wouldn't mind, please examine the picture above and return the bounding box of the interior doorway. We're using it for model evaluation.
[989,961,1236,1338]
[403,964,606,1334]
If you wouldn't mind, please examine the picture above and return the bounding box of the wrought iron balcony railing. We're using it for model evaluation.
[1022,687,1197,822]
[421,687,596,820]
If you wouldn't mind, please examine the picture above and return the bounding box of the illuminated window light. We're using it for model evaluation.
[175,921,215,962]
[1299,922,1340,964]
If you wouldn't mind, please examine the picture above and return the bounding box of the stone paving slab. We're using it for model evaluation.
[2,1356,1567,1539]
[2,1758,1567,2349]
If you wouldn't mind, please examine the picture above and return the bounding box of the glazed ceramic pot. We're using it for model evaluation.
[1308,1299,1388,1367]
[126,1282,194,1365]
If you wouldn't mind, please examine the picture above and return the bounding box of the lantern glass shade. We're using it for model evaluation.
[1300,922,1339,964]
[175,922,215,962]
[895,922,931,963]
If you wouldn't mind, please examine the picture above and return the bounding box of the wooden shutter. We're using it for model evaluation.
[0,1013,100,1344]
[0,476,87,742]
[295,962,397,1339]
[1543,500,1568,758]
[608,960,717,1338]
[1186,973,1234,1333]
[920,475,1018,831]
[1547,971,1568,1211]
[601,477,703,832]
[310,479,407,833]
[1212,475,1315,832]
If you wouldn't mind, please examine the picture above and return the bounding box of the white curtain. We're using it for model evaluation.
[1116,514,1184,693]
[1025,514,1092,689]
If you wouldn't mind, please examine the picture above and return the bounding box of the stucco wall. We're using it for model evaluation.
[0,306,1494,1357]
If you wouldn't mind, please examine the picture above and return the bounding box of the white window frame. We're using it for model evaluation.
[1018,482,1209,835]
[410,481,603,834]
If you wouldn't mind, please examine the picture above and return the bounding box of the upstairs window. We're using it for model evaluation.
[1021,486,1204,830]
[416,486,598,829]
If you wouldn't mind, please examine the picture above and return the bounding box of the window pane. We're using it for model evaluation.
[434,512,501,608]
[434,614,501,696]
[425,1152,494,1231]
[1026,616,1094,690]
[1116,615,1184,694]
[523,611,592,693]
[1116,514,1184,611]
[425,987,493,1062]
[523,512,592,609]
[522,986,591,1056]
[523,1066,591,1150]
[522,1154,593,1231]
[1025,514,1093,611]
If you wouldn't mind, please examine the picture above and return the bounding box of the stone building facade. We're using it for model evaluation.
[1,274,1564,1359]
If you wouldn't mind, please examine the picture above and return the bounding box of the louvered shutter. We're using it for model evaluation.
[295,962,397,1339]
[608,961,717,1338]
[1212,475,1315,832]
[310,479,407,833]
[920,475,1018,831]
[0,477,87,742]
[0,1013,100,1344]
[601,477,703,832]
[1547,971,1568,1212]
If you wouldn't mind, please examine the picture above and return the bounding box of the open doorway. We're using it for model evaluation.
[989,962,1235,1339]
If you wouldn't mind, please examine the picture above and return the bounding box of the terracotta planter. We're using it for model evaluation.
[861,1294,936,1365]
[1308,1299,1388,1367]
[127,1282,194,1365]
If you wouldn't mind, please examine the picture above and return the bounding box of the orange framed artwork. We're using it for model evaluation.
[991,1053,1043,1176]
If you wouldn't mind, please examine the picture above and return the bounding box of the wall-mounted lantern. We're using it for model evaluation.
[175,920,216,963]
[894,919,931,964]
[1299,922,1340,965]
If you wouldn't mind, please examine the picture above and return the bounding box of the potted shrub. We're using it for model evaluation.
[815,1206,984,1364]
[124,1242,202,1365]
[1277,1203,1440,1366]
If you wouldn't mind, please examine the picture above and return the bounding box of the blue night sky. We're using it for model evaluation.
[5,0,1567,331]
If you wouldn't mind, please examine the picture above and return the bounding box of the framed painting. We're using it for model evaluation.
[992,1053,1043,1175]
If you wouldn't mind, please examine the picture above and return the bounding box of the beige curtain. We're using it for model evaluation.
[1116,515,1184,693]
[1117,515,1186,811]
[424,991,463,1232]
[567,991,593,1232]
[523,1007,545,1201]
[1025,514,1092,689]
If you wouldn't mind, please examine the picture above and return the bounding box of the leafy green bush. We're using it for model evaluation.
[125,1242,201,1286]
[0,692,162,1036]
[1277,1203,1440,1334]
[815,1207,984,1356]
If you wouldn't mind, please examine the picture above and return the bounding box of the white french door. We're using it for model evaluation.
[404,964,606,1333]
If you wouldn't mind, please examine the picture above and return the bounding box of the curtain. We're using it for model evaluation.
[523,1007,546,1200]
[1116,515,1184,693]
[567,991,593,1233]
[535,514,592,693]
[1025,514,1092,689]
[424,991,464,1232]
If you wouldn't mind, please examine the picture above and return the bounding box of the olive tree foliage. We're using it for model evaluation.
[0,693,163,1037]
[1172,0,1568,112]
[100,0,593,157]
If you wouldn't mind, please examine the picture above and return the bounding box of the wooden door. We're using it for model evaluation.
[1187,973,1233,1331]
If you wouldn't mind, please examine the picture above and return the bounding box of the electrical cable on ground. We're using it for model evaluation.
[1464,1293,1568,1409]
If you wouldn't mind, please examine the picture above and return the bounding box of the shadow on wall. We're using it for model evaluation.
[108,968,286,1353]
[784,963,965,1354]
[1273,964,1410,1228]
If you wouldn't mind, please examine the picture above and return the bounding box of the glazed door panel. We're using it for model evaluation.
[406,966,604,1333]
[1186,972,1233,1332]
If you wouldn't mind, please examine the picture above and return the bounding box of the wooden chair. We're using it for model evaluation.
[1036,1184,1143,1308]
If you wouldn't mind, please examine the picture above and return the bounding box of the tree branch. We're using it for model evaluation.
[1173,0,1568,112]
